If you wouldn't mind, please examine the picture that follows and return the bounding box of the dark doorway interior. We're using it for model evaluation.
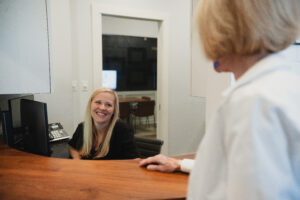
[102,35,157,91]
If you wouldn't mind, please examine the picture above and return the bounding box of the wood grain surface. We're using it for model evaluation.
[0,142,190,200]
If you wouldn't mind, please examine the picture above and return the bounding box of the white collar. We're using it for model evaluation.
[222,46,296,98]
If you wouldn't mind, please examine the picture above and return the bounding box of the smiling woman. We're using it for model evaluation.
[68,88,140,160]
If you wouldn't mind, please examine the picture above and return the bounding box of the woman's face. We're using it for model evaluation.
[90,92,115,127]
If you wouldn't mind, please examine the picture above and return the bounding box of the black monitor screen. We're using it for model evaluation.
[9,95,34,129]
[20,99,50,156]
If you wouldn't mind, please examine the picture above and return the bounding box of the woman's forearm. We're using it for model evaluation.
[68,146,81,159]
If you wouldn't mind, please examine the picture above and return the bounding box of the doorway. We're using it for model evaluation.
[91,4,169,154]
[102,16,157,139]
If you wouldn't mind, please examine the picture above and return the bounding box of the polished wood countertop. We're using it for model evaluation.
[0,142,191,199]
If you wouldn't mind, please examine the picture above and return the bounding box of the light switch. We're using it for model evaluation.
[72,81,78,92]
[81,80,88,91]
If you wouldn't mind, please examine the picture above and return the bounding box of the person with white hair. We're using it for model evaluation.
[140,0,300,199]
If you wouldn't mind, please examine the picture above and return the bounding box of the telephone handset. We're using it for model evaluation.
[48,122,69,141]
[49,122,63,130]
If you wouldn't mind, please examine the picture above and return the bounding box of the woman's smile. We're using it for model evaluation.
[91,92,115,126]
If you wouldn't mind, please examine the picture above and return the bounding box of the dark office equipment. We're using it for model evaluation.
[50,140,70,158]
[9,95,34,129]
[1,111,14,146]
[102,35,157,91]
[2,95,34,147]
[20,99,51,156]
[134,136,163,158]
[48,123,70,158]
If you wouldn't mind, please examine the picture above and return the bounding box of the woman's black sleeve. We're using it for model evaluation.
[68,123,83,151]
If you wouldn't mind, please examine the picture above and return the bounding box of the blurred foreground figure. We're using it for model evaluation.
[140,0,300,199]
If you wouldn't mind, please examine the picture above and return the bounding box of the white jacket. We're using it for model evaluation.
[187,46,300,200]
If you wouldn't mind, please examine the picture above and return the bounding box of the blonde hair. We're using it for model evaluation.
[197,0,300,61]
[80,88,119,158]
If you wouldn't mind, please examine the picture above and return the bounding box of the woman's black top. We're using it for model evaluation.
[68,120,140,160]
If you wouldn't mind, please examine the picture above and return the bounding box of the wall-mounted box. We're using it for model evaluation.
[0,0,51,94]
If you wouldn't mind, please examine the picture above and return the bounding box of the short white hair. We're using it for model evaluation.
[197,0,300,60]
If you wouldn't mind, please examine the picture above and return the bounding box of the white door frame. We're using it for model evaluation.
[91,4,170,154]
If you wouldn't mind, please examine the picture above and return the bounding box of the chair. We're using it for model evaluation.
[134,136,163,158]
[132,100,155,128]
[119,102,131,124]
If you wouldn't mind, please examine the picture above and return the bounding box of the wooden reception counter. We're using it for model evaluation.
[0,141,190,199]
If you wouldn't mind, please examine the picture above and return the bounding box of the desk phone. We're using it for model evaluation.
[48,122,70,142]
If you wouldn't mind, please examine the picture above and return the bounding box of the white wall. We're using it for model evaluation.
[191,0,209,98]
[36,0,206,156]
[102,15,158,38]
[190,0,232,124]
[34,0,74,134]
[163,0,205,155]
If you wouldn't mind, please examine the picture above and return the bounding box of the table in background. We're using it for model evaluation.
[119,97,149,127]
[0,141,191,199]
[119,97,149,103]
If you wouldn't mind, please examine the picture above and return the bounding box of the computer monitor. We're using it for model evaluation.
[102,70,117,90]
[0,95,34,147]
[9,95,34,130]
[20,99,50,156]
[1,111,13,146]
